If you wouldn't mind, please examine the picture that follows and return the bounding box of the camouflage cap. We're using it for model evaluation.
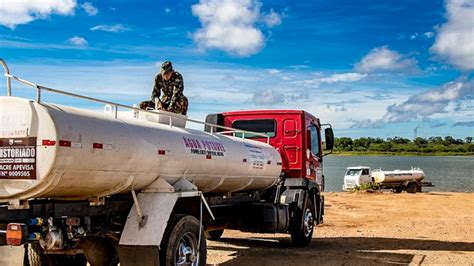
[161,61,173,74]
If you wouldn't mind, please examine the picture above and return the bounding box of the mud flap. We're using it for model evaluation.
[319,195,324,224]
[118,193,180,266]
[118,245,160,266]
[312,193,324,224]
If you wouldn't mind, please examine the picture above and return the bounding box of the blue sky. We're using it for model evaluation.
[0,0,472,139]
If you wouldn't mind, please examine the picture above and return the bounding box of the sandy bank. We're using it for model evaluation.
[207,192,474,265]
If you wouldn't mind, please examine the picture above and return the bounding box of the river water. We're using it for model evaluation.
[323,156,474,192]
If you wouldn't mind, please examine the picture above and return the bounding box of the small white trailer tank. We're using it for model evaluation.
[371,168,425,184]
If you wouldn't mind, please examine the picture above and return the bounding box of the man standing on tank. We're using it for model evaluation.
[140,61,188,115]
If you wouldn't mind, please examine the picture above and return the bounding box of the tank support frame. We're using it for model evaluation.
[118,177,214,266]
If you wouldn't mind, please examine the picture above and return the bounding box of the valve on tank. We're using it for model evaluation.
[39,217,63,250]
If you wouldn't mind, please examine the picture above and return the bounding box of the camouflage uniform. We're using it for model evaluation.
[140,61,188,115]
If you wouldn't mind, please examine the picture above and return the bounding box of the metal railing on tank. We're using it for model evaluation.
[0,58,270,144]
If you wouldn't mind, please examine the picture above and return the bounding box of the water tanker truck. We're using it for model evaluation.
[342,166,432,193]
[0,59,334,265]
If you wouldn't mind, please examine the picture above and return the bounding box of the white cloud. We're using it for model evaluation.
[264,9,282,27]
[252,89,283,105]
[431,0,474,71]
[67,36,88,46]
[326,104,347,112]
[453,121,474,127]
[409,33,418,40]
[266,68,281,74]
[0,0,76,29]
[0,38,193,56]
[355,46,419,74]
[407,32,435,40]
[90,24,130,33]
[319,73,367,83]
[383,79,473,121]
[423,31,434,38]
[81,2,98,16]
[191,0,283,56]
[352,78,474,127]
[1,38,84,50]
[289,65,309,70]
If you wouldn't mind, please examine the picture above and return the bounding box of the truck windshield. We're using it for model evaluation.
[232,119,276,138]
[346,169,361,176]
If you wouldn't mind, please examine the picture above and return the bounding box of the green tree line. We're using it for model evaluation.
[334,136,474,155]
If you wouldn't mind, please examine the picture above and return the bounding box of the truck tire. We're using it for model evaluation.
[416,183,422,192]
[290,196,315,247]
[24,242,43,266]
[160,214,206,266]
[43,255,87,266]
[81,236,118,266]
[406,182,417,193]
[394,187,403,193]
[204,229,224,241]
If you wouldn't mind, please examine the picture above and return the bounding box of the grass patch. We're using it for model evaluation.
[351,182,380,192]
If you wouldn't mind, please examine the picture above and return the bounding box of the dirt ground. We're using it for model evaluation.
[207,192,474,265]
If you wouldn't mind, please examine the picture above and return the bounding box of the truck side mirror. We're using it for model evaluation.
[325,128,334,151]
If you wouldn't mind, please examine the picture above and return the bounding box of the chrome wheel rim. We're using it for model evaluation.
[176,232,198,266]
[303,207,314,237]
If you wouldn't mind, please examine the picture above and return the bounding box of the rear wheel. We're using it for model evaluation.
[394,187,403,193]
[204,229,224,241]
[81,236,118,266]
[290,196,315,247]
[41,254,87,266]
[406,182,417,193]
[416,183,422,192]
[160,215,206,266]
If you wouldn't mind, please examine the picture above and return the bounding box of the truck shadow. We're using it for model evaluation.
[208,236,474,265]
[424,192,453,197]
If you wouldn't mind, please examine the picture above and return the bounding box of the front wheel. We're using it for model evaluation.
[160,215,207,266]
[290,196,315,247]
[406,182,418,193]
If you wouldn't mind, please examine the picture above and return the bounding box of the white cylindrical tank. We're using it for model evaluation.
[371,169,425,184]
[0,97,282,202]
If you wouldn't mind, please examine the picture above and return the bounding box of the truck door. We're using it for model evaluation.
[306,124,323,190]
[361,168,371,184]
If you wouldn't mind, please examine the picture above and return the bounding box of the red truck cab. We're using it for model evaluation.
[204,110,333,248]
[205,110,334,191]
